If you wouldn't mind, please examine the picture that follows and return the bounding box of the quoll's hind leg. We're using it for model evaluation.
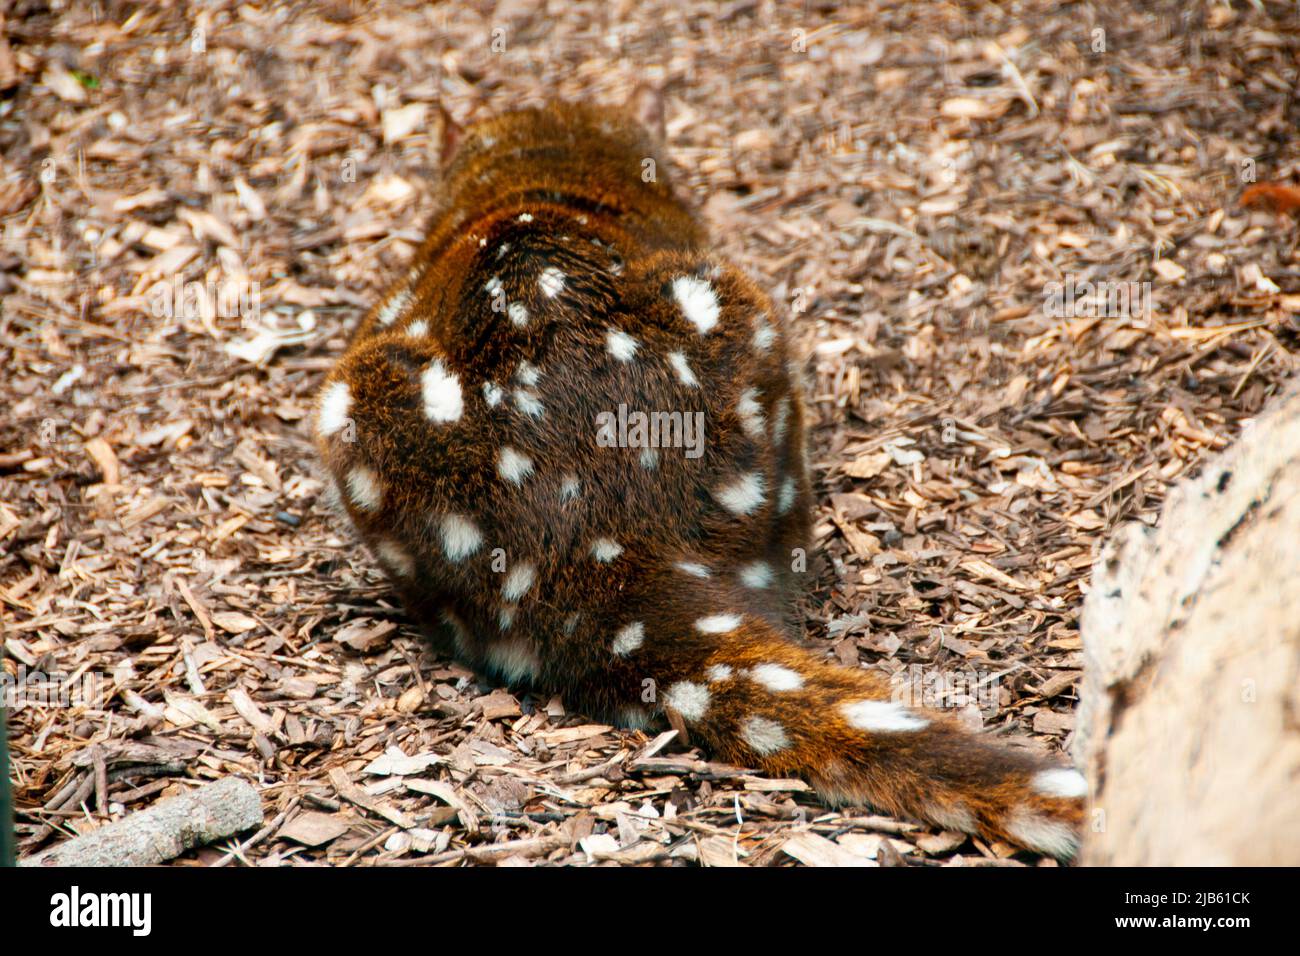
[314,331,505,662]
[389,580,473,666]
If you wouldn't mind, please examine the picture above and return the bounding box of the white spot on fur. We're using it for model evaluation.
[507,302,529,327]
[406,319,429,338]
[671,276,720,333]
[517,212,534,223]
[590,538,623,562]
[421,360,463,423]
[777,476,797,515]
[751,663,803,691]
[318,381,351,437]
[483,275,503,296]
[498,446,534,484]
[1033,768,1088,799]
[1005,807,1079,859]
[502,562,537,601]
[667,351,698,387]
[663,681,710,722]
[539,267,566,297]
[737,388,765,439]
[559,474,581,501]
[516,361,541,386]
[375,539,414,577]
[606,328,638,362]
[675,561,710,578]
[377,288,410,326]
[695,613,742,634]
[483,382,504,407]
[485,637,539,682]
[739,561,773,589]
[497,606,516,630]
[512,389,544,418]
[639,448,659,470]
[346,466,382,511]
[772,397,791,444]
[705,664,733,682]
[713,471,766,515]
[841,700,929,732]
[611,621,645,656]
[438,514,482,561]
[752,316,775,352]
[741,715,790,756]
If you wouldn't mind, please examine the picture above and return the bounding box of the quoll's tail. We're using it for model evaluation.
[625,612,1086,858]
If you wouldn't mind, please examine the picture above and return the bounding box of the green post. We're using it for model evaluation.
[1,706,14,867]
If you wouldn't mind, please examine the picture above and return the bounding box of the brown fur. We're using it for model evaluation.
[314,96,1086,858]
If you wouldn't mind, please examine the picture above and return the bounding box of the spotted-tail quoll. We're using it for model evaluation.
[313,89,1087,858]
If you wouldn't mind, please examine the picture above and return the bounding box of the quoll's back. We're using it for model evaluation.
[315,95,1087,858]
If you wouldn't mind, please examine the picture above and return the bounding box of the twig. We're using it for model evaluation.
[211,796,299,867]
[386,834,569,867]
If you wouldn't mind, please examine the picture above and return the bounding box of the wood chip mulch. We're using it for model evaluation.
[2,1,1299,867]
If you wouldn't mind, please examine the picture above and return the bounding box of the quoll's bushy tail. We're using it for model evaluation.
[601,607,1086,859]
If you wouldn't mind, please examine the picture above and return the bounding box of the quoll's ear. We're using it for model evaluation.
[625,83,666,144]
[437,103,465,168]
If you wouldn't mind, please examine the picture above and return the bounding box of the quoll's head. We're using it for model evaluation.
[428,86,692,235]
[439,84,667,171]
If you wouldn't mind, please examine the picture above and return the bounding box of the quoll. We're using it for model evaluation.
[314,90,1086,858]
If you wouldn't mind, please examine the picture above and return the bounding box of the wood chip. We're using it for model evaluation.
[82,437,120,485]
[211,611,259,635]
[781,832,874,867]
[279,812,351,847]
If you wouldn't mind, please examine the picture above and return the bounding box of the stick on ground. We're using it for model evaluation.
[21,777,262,867]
